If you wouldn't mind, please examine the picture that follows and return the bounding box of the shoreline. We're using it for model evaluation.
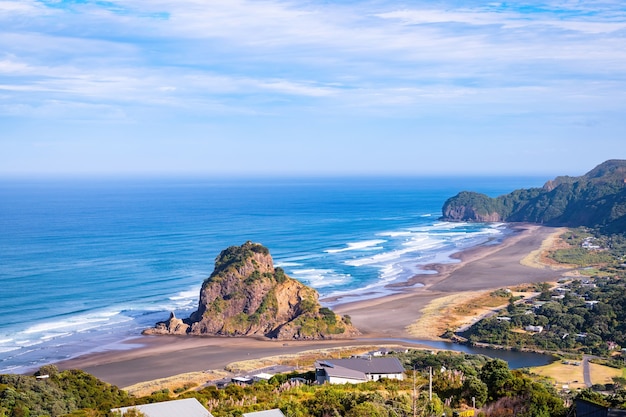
[54,223,570,388]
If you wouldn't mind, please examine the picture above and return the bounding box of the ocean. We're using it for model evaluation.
[0,176,546,374]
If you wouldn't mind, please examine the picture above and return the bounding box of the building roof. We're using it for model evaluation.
[317,357,405,375]
[253,372,275,380]
[320,364,368,381]
[242,409,286,417]
[112,398,212,417]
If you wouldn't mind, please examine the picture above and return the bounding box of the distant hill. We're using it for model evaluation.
[441,159,626,233]
[145,241,359,339]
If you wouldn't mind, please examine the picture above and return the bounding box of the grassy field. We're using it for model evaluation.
[406,288,542,339]
[529,361,624,391]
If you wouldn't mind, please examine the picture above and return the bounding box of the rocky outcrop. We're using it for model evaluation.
[145,241,359,340]
[441,190,503,222]
[144,312,189,335]
[443,203,502,223]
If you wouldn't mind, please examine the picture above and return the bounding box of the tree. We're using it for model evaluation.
[345,402,389,417]
[479,359,513,401]
[112,408,146,417]
[462,375,488,407]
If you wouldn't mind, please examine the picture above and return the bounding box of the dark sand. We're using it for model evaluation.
[56,224,568,387]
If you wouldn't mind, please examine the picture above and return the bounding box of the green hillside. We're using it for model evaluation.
[442,160,626,233]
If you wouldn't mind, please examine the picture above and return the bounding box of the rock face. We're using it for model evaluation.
[148,312,189,335]
[144,242,359,340]
[441,159,626,233]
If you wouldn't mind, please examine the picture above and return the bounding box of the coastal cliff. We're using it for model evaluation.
[145,241,359,339]
[442,159,626,233]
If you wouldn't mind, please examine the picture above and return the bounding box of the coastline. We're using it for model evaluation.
[55,223,570,389]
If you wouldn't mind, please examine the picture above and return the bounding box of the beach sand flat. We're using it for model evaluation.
[56,224,570,388]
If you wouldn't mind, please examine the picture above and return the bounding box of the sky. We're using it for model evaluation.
[1,0,625,178]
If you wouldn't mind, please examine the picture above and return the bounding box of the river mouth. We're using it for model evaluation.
[364,338,556,369]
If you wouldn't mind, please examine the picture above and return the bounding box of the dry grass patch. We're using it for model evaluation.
[407,290,519,339]
[530,361,624,391]
[521,227,575,270]
[530,361,587,390]
[589,363,623,386]
[225,345,393,373]
[123,370,228,397]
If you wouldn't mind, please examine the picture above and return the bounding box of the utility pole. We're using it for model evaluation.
[413,365,417,417]
[429,366,432,401]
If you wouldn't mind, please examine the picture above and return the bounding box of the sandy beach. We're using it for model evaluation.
[55,223,571,388]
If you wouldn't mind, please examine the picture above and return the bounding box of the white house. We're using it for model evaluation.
[525,325,544,333]
[112,398,212,417]
[315,357,405,384]
[252,372,274,382]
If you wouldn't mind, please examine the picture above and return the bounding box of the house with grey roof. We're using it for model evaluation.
[243,409,286,417]
[315,356,405,384]
[111,398,212,417]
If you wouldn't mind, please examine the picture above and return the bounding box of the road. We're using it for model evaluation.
[582,355,592,387]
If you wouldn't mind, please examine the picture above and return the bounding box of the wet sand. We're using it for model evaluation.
[56,223,568,388]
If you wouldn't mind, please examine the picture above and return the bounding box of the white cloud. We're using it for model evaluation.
[0,0,48,15]
[1,1,625,125]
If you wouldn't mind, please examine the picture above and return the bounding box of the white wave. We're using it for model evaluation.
[274,261,302,268]
[0,346,20,354]
[15,339,43,347]
[41,332,72,341]
[22,309,129,336]
[345,248,409,267]
[376,231,412,237]
[169,287,200,305]
[409,221,471,232]
[290,268,351,288]
[420,213,433,217]
[402,235,446,250]
[169,290,198,301]
[325,239,386,254]
[345,236,446,268]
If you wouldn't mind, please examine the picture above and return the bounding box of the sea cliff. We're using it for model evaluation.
[442,159,626,233]
[144,241,359,340]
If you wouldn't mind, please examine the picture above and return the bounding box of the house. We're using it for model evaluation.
[111,398,212,417]
[252,372,274,382]
[315,357,405,384]
[575,398,626,416]
[232,376,254,385]
[243,409,286,417]
[525,325,544,333]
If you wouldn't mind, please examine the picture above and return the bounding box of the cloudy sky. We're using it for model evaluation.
[1,0,625,177]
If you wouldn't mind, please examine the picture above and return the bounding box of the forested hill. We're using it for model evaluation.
[441,159,626,233]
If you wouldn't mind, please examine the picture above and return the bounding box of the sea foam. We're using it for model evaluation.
[324,239,386,253]
[0,176,528,373]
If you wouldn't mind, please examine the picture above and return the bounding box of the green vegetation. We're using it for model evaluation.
[463,274,626,355]
[452,222,626,356]
[0,365,132,417]
[212,241,270,277]
[548,228,626,267]
[442,160,626,234]
[0,352,571,417]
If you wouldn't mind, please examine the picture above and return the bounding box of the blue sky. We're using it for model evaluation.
[1,0,625,177]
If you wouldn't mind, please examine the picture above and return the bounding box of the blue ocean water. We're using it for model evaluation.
[0,176,545,374]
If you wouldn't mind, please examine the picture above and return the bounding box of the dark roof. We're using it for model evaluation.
[318,357,405,375]
[575,398,626,417]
